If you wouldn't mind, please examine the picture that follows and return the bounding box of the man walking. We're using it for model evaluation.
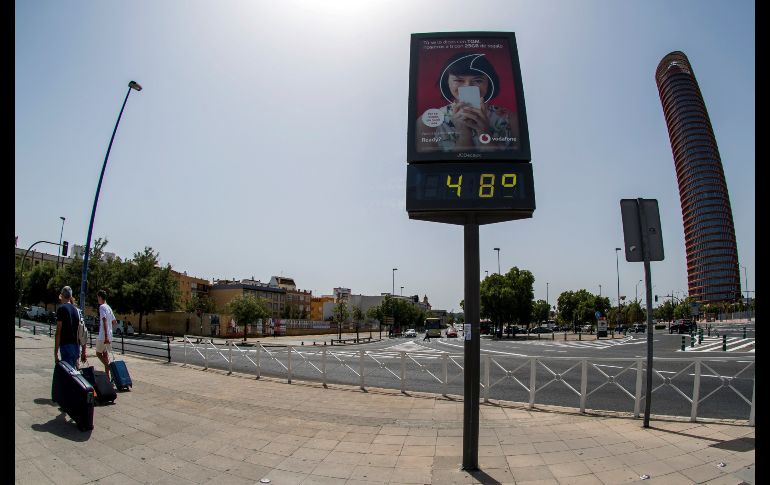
[54,286,81,367]
[96,290,116,380]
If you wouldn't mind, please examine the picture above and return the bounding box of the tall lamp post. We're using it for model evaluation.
[635,279,643,303]
[79,81,142,313]
[615,248,621,329]
[493,248,500,274]
[57,216,66,268]
[392,268,397,295]
[400,286,404,296]
[599,284,602,297]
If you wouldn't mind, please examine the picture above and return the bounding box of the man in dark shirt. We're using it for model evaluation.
[54,286,81,368]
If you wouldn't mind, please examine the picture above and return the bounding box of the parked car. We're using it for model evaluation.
[669,319,696,334]
[530,326,553,334]
[633,323,647,333]
[446,327,458,338]
[581,324,593,333]
[404,328,417,338]
[84,315,99,333]
[113,320,135,336]
[615,325,627,333]
[26,305,48,321]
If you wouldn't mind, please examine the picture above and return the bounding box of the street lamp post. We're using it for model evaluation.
[485,270,489,278]
[615,248,621,329]
[79,81,142,314]
[57,216,66,268]
[392,268,397,295]
[493,248,500,274]
[635,279,643,303]
[599,284,602,297]
[400,286,404,296]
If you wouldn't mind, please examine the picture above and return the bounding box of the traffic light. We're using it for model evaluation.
[61,241,68,256]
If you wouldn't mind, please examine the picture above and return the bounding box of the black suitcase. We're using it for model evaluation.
[52,361,95,431]
[81,366,117,404]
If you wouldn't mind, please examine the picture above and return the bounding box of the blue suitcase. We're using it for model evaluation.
[110,359,132,391]
[52,361,95,431]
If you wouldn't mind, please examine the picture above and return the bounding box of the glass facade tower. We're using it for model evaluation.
[655,51,741,304]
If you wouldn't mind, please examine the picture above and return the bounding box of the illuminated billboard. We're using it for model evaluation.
[407,32,531,162]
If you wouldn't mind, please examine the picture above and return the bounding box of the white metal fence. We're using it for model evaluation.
[181,336,754,426]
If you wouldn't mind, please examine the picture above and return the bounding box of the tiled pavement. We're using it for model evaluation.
[15,328,754,484]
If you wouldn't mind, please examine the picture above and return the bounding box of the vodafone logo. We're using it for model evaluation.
[479,133,491,144]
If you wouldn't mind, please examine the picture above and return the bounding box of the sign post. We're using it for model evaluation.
[406,32,533,471]
[620,198,664,428]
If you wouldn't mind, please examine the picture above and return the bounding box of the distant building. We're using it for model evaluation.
[655,51,741,304]
[334,287,351,301]
[310,295,335,321]
[210,279,286,318]
[269,276,311,318]
[169,270,211,307]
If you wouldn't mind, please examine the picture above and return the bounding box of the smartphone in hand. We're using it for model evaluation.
[458,86,481,109]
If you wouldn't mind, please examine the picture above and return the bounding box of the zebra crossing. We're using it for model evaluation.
[519,336,646,350]
[680,336,755,353]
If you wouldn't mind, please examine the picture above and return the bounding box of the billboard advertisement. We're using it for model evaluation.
[407,32,531,162]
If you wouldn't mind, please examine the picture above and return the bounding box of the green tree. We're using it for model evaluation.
[24,262,58,310]
[532,299,550,324]
[117,247,180,333]
[333,299,350,340]
[228,294,271,337]
[352,305,364,341]
[480,267,535,336]
[184,294,217,315]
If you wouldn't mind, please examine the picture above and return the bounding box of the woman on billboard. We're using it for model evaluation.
[415,52,519,153]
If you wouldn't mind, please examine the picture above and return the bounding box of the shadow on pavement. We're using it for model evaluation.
[31,412,92,442]
[468,469,502,485]
[33,398,58,406]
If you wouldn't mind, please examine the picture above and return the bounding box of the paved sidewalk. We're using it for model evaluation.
[15,328,754,484]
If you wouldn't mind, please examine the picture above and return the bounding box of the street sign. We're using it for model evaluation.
[595,311,602,319]
[620,199,664,262]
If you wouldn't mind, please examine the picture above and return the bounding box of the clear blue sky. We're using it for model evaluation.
[15,0,754,312]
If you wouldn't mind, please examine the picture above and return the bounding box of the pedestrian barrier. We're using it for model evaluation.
[178,335,754,426]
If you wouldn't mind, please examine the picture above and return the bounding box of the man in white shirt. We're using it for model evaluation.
[96,289,116,380]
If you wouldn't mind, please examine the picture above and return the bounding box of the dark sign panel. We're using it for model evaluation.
[406,163,535,224]
[620,198,665,262]
[407,32,531,162]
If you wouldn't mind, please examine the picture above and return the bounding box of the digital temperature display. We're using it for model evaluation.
[406,162,535,223]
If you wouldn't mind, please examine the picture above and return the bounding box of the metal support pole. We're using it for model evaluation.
[288,346,293,384]
[749,379,755,426]
[166,336,171,363]
[681,336,685,352]
[580,359,588,413]
[462,221,480,471]
[359,349,365,390]
[204,339,209,370]
[483,355,490,403]
[723,335,727,351]
[443,354,449,397]
[691,334,695,348]
[634,359,643,418]
[322,348,327,387]
[690,360,701,422]
[183,336,187,366]
[121,333,125,355]
[528,357,537,409]
[400,351,406,393]
[228,341,233,375]
[256,345,261,379]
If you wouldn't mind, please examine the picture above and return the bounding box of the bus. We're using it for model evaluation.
[425,318,442,338]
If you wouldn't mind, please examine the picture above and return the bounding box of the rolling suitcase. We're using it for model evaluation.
[81,366,117,404]
[52,361,95,431]
[109,352,132,391]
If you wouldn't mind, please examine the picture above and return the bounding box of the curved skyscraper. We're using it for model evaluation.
[655,51,740,304]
